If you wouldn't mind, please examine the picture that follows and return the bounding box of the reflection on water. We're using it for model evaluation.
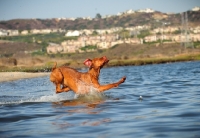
[53,92,106,109]
[0,61,200,137]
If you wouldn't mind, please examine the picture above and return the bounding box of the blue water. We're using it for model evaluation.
[0,61,200,138]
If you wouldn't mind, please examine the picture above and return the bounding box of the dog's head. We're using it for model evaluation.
[84,56,109,69]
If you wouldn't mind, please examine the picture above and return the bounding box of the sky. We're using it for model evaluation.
[0,0,199,21]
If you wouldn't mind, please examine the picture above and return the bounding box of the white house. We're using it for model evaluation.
[46,43,63,54]
[7,30,19,36]
[0,29,8,36]
[40,29,51,34]
[192,6,200,11]
[138,8,154,13]
[82,29,93,35]
[117,12,123,16]
[65,30,81,37]
[21,30,29,35]
[82,16,92,20]
[31,29,41,34]
[67,18,76,21]
[145,8,155,13]
[126,9,135,14]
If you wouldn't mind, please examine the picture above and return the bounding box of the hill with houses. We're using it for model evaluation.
[0,7,200,69]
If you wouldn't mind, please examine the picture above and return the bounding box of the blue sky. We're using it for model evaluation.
[0,0,199,21]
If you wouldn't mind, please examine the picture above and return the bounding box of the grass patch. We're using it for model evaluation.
[80,45,97,51]
[108,54,200,67]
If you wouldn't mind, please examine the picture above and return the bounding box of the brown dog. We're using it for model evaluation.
[50,56,126,94]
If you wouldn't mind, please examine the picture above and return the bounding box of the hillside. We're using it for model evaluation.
[61,43,200,61]
[1,41,200,71]
[0,41,41,57]
[0,10,199,30]
[0,9,200,71]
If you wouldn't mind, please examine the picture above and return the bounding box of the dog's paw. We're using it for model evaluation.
[120,76,126,83]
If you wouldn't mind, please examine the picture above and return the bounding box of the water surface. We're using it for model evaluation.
[0,61,200,137]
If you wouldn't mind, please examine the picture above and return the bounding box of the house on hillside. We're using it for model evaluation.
[68,18,76,21]
[62,45,80,53]
[117,12,124,16]
[82,29,93,35]
[46,43,63,54]
[144,34,173,42]
[40,29,51,34]
[7,30,19,36]
[65,30,81,37]
[0,29,8,36]
[190,34,200,41]
[152,26,179,34]
[191,26,200,33]
[144,35,157,42]
[138,8,154,13]
[31,29,41,34]
[21,30,29,35]
[192,6,200,11]
[126,9,135,14]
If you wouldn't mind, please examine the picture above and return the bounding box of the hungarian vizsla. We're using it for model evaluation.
[50,56,126,94]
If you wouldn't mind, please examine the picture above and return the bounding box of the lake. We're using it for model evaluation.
[0,61,200,138]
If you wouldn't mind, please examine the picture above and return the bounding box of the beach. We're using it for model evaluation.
[0,72,50,82]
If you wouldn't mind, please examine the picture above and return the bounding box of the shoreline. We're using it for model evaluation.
[0,72,50,83]
[0,59,199,83]
[0,53,200,83]
[108,56,200,67]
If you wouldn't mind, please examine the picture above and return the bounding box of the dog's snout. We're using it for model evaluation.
[102,56,108,62]
[103,56,107,59]
[102,56,107,60]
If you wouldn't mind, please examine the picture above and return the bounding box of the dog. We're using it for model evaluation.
[50,56,126,94]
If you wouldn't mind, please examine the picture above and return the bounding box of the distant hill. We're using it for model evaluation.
[0,10,199,30]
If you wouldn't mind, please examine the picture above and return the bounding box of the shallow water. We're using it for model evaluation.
[0,61,200,138]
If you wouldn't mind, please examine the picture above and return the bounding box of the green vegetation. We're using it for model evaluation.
[118,29,130,39]
[172,30,181,34]
[0,65,52,73]
[92,31,99,36]
[108,54,200,67]
[1,53,200,72]
[137,30,151,38]
[80,45,97,51]
[0,33,78,55]
[144,39,173,45]
[0,33,77,44]
[1,42,200,72]
[31,50,45,56]
[95,13,102,19]
[194,41,200,48]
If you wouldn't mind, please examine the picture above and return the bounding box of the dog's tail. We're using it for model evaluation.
[52,62,57,71]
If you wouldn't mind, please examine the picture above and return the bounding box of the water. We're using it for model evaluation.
[1,61,200,138]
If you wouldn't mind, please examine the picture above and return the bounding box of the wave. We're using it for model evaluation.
[0,90,108,106]
[75,91,107,102]
[0,93,75,105]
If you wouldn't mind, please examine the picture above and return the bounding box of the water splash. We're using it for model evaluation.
[75,91,107,102]
[0,92,74,105]
[75,79,107,102]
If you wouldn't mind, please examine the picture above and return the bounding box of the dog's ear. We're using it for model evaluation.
[83,58,92,67]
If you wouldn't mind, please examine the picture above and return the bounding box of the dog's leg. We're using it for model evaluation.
[62,85,71,92]
[95,77,126,92]
[55,83,71,94]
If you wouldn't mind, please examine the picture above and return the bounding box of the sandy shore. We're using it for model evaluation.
[0,72,50,82]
